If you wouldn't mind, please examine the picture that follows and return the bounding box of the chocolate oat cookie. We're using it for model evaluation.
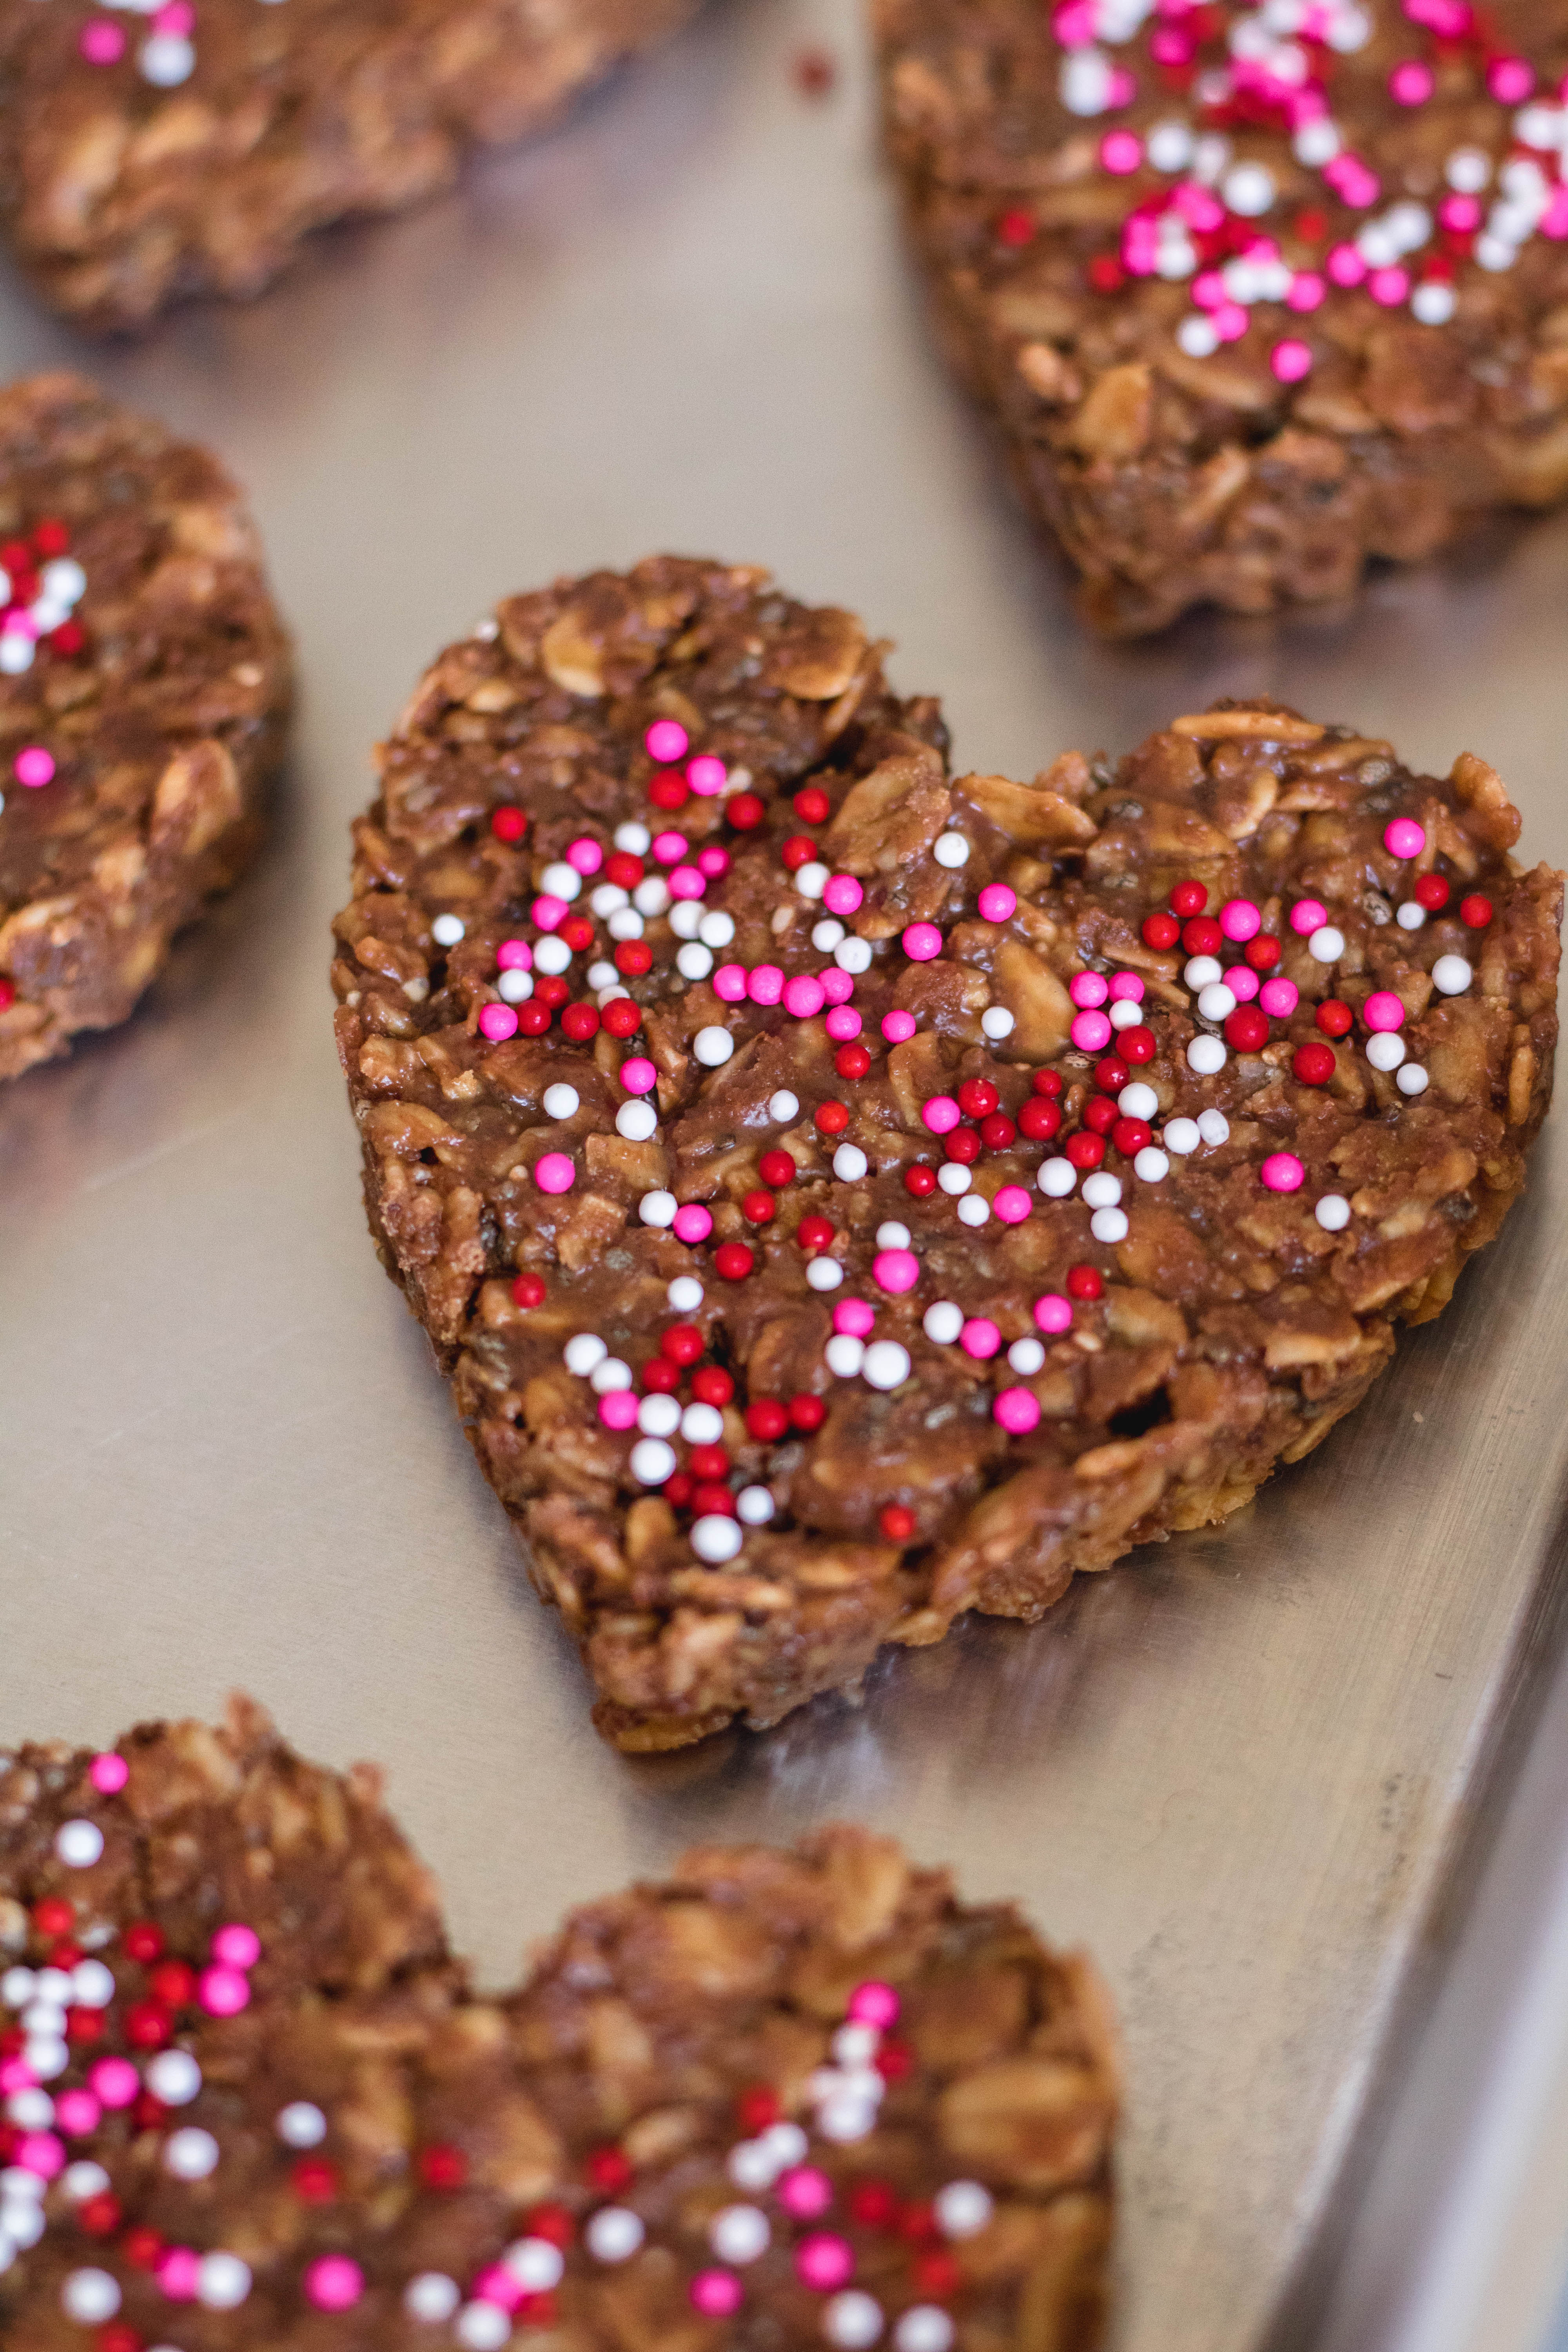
[0,0,702,330]
[331,557,1560,1749]
[875,0,1568,634]
[0,373,289,1082]
[0,1697,1119,2352]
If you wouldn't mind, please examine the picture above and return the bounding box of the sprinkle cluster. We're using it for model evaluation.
[71,0,287,87]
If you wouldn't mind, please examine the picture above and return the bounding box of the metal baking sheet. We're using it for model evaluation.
[3,2,1568,2347]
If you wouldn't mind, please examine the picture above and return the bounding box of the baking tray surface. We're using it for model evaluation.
[3,4,1568,2348]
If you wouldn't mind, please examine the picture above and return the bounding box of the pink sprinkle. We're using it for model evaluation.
[479,1003,519,1042]
[566,836,603,876]
[691,2272,744,2317]
[978,883,1017,924]
[1290,898,1328,936]
[697,844,730,879]
[599,1390,639,1431]
[620,1056,657,1094]
[1223,964,1260,1003]
[158,2249,201,2302]
[1383,817,1426,859]
[993,1185,1032,1225]
[13,746,54,788]
[198,1966,250,2017]
[1271,338,1313,383]
[1034,1294,1073,1335]
[532,1154,575,1196]
[79,18,125,61]
[749,965,784,1006]
[1069,971,1108,1009]
[91,2058,139,2109]
[960,1318,1001,1360]
[1368,267,1409,308]
[211,1924,260,1970]
[497,938,532,971]
[1327,243,1366,288]
[825,1006,862,1042]
[1219,898,1261,943]
[1259,976,1299,1019]
[1107,971,1144,1003]
[882,1010,916,1044]
[0,2058,36,2096]
[669,864,706,900]
[846,1980,900,2027]
[1488,54,1534,102]
[152,3,194,33]
[532,893,568,931]
[783,975,826,1019]
[474,2267,527,2314]
[89,1753,128,1794]
[305,2256,365,2313]
[778,2167,834,2220]
[1192,269,1226,313]
[1364,990,1405,1032]
[820,967,855,1006]
[994,1388,1043,1435]
[1214,303,1249,343]
[1260,1152,1305,1193]
[55,2090,100,2136]
[823,873,864,916]
[714,963,747,1002]
[796,2235,855,2292]
[652,830,687,864]
[1071,1010,1112,1052]
[645,720,689,763]
[873,1249,920,1294]
[1388,58,1434,102]
[903,922,943,962]
[687,755,728,796]
[1101,129,1142,173]
[16,2132,64,2180]
[673,1203,713,1244]
[1287,272,1326,312]
[921,1096,960,1136]
[833,1298,877,1338]
[1439,194,1482,234]
[1543,191,1568,240]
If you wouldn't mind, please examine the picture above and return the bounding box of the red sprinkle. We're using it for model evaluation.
[996,207,1035,246]
[742,1190,776,1224]
[1082,1098,1117,1137]
[123,1922,162,1963]
[879,1504,916,1542]
[746,1400,788,1442]
[1065,1264,1103,1300]
[1224,1005,1268,1052]
[517,1003,552,1036]
[689,1446,730,1482]
[512,1273,546,1309]
[32,518,69,557]
[1031,1069,1063,1098]
[980,1112,1016,1151]
[122,2228,164,2270]
[526,2205,575,2248]
[648,773,687,811]
[535,975,570,1008]
[815,1100,849,1135]
[904,1164,937,1196]
[793,786,831,824]
[664,1472,695,1508]
[1065,1131,1106,1169]
[78,2193,122,2237]
[642,1357,680,1394]
[418,2141,467,2189]
[780,834,817,871]
[691,1367,734,1407]
[661,1325,705,1366]
[1316,999,1354,1039]
[149,1960,194,2008]
[124,2002,172,2050]
[602,998,641,1039]
[944,1128,981,1165]
[1112,1117,1151,1155]
[957,1078,998,1118]
[728,793,766,831]
[1170,880,1207,918]
[737,2085,782,2133]
[1460,894,1493,928]
[1119,1025,1156,1063]
[798,1215,835,1251]
[560,1003,599,1042]
[96,2323,139,2352]
[0,979,15,1012]
[606,851,644,887]
[759,1150,797,1188]
[715,1242,755,1281]
[1182,916,1223,955]
[34,1897,74,1937]
[849,2180,901,2229]
[1414,873,1450,911]
[914,2250,964,2300]
[788,1394,826,1432]
[1018,1099,1061,1142]
[490,806,528,844]
[1142,912,1181,950]
[586,2147,633,2194]
[835,1043,872,1082]
[1293,1042,1336,1085]
[559,915,594,952]
[1245,935,1281,971]
[292,2158,338,2203]
[1093,1056,1129,1094]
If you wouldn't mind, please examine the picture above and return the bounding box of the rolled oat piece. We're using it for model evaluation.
[0,371,289,1082]
[0,0,702,330]
[332,557,1561,1748]
[875,0,1568,634]
[0,1697,1119,2352]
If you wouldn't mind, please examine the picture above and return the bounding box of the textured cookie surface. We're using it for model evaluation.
[0,0,701,329]
[876,0,1568,633]
[0,372,289,1081]
[332,557,1560,1749]
[0,1700,1118,2352]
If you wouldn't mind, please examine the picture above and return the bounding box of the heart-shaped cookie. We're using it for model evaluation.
[0,373,289,1082]
[875,0,1568,633]
[332,559,1561,1751]
[0,0,700,328]
[0,1699,1119,2351]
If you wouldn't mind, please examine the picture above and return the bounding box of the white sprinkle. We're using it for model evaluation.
[1091,1207,1129,1243]
[935,2180,995,2238]
[728,2139,779,2191]
[1081,1172,1122,1209]
[1366,1032,1406,1072]
[0,632,35,676]
[633,876,670,916]
[1118,1082,1158,1120]
[1432,954,1472,995]
[1446,145,1491,192]
[564,1332,608,1377]
[835,936,873,974]
[864,1341,911,1390]
[63,2162,110,2200]
[699,909,735,948]
[817,2092,881,2141]
[542,1082,580,1121]
[7,2091,52,2127]
[1197,1108,1230,1147]
[682,1403,724,1445]
[1223,161,1275,214]
[938,1162,971,1195]
[1038,1157,1077,1196]
[54,1821,103,1869]
[70,1961,114,2011]
[769,1089,801,1122]
[670,900,703,939]
[1307,924,1345,962]
[616,1100,658,1141]
[737,1485,775,1525]
[431,913,465,947]
[1007,1338,1046,1376]
[807,1257,845,1291]
[711,2205,771,2264]
[668,1275,704,1312]
[40,557,85,606]
[607,908,644,941]
[540,862,582,901]
[1163,1118,1200,1155]
[1147,120,1194,171]
[1315,1193,1351,1231]
[1134,1147,1170,1183]
[198,2252,252,2310]
[826,2291,886,2347]
[1177,316,1221,358]
[677,942,714,980]
[590,1357,632,1395]
[407,2273,463,2322]
[1184,956,1222,989]
[762,2121,808,2166]
[497,969,534,1004]
[877,1221,911,1249]
[895,2309,955,2352]
[584,2205,643,2258]
[639,1190,677,1227]
[615,821,652,854]
[980,1006,1016,1041]
[147,2049,201,2105]
[62,2270,121,2323]
[590,884,629,918]
[164,2127,220,2181]
[533,934,572,975]
[813,918,847,952]
[833,2024,880,2064]
[27,2036,68,2080]
[630,1438,677,1486]
[1197,982,1237,1023]
[933,832,970,868]
[691,1515,743,1564]
[140,29,195,83]
[1396,901,1427,930]
[1187,1034,1227,1076]
[1412,280,1456,325]
[956,1195,990,1227]
[503,2238,565,2292]
[1396,1062,1430,1095]
[456,2303,511,2352]
[277,2101,327,2147]
[1,1968,35,2008]
[924,1301,963,1344]
[833,1144,869,1182]
[796,862,829,900]
[637,1394,681,1438]
[826,1335,866,1379]
[1,2168,44,2203]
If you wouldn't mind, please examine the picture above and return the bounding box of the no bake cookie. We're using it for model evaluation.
[876,0,1568,633]
[331,557,1561,1749]
[0,372,289,1082]
[0,0,702,329]
[0,1697,1119,2352]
